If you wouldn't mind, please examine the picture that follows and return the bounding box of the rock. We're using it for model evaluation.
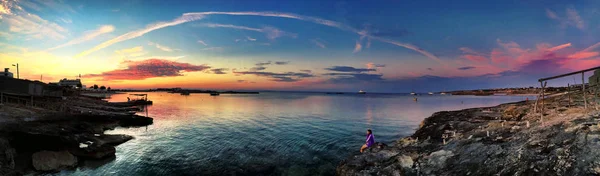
[396,155,413,169]
[32,150,77,171]
[427,150,454,168]
[0,138,16,170]
[70,145,116,159]
[97,134,133,146]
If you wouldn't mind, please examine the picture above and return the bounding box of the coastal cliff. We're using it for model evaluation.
[337,95,600,175]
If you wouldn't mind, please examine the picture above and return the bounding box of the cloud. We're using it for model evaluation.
[233,71,314,82]
[2,6,68,40]
[353,40,362,53]
[324,72,384,83]
[210,68,228,74]
[200,47,224,52]
[300,69,312,73]
[76,11,441,64]
[47,25,115,51]
[546,7,585,30]
[566,7,584,30]
[247,36,257,41]
[195,23,296,40]
[148,42,176,52]
[325,66,376,73]
[457,66,476,70]
[255,61,271,66]
[311,38,326,48]
[366,63,385,69]
[197,40,208,46]
[115,46,146,58]
[275,61,289,65]
[250,66,267,71]
[84,59,211,80]
[427,68,433,71]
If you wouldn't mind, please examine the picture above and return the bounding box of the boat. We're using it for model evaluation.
[358,90,366,94]
[210,92,220,96]
[410,92,416,95]
[440,92,447,95]
[428,92,433,95]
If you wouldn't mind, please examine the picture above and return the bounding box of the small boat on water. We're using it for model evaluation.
[440,92,447,95]
[358,90,366,94]
[210,92,220,96]
[410,92,416,95]
[428,92,434,95]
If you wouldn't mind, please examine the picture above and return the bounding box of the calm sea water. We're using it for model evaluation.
[58,92,533,175]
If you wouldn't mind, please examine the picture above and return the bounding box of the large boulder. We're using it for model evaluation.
[32,150,78,171]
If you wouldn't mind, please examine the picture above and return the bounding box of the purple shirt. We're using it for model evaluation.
[366,134,375,147]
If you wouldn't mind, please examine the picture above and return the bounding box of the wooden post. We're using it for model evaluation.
[583,72,587,110]
[541,81,546,123]
[568,83,571,107]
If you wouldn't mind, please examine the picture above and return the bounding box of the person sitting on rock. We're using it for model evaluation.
[360,129,375,153]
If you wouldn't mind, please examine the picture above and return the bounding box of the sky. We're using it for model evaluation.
[1,0,600,93]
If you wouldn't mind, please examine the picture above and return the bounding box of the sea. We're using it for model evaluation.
[57,92,534,175]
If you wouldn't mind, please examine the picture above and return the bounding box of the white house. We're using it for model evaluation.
[0,68,14,78]
[58,78,83,88]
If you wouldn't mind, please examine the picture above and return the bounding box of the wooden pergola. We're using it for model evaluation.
[536,66,600,122]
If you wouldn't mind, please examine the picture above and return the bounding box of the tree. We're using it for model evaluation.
[76,83,82,89]
[93,84,99,90]
[100,86,106,90]
[89,86,94,89]
[107,87,111,91]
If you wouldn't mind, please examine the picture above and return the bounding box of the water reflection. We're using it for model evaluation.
[60,92,534,175]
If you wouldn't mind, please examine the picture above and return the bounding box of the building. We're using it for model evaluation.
[590,69,600,86]
[0,68,14,78]
[57,78,83,88]
[0,76,63,97]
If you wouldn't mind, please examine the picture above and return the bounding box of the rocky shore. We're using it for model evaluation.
[337,94,600,175]
[0,95,153,175]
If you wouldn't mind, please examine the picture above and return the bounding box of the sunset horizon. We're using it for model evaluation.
[2,0,599,93]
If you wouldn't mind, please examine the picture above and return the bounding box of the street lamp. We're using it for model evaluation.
[11,63,18,79]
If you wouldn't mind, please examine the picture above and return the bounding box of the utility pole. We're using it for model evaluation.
[11,63,18,79]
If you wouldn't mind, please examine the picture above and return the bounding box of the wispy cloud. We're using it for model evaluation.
[546,7,585,30]
[311,38,326,48]
[247,36,257,41]
[115,46,146,58]
[2,5,68,40]
[196,23,296,40]
[325,66,376,73]
[234,71,314,82]
[275,61,289,65]
[366,63,385,69]
[148,42,176,52]
[200,47,224,52]
[210,68,229,74]
[76,11,440,64]
[84,59,211,80]
[197,40,208,46]
[457,66,476,70]
[47,25,115,51]
[353,40,362,53]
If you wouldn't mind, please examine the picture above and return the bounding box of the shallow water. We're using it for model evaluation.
[58,92,533,175]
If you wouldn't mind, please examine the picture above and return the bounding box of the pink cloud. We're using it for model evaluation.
[84,59,210,80]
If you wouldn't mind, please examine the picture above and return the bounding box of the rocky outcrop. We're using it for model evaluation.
[337,98,600,175]
[32,150,78,171]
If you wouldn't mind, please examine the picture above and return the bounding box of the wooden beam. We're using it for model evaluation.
[539,66,600,82]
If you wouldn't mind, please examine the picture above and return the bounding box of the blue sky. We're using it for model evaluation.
[1,0,600,92]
